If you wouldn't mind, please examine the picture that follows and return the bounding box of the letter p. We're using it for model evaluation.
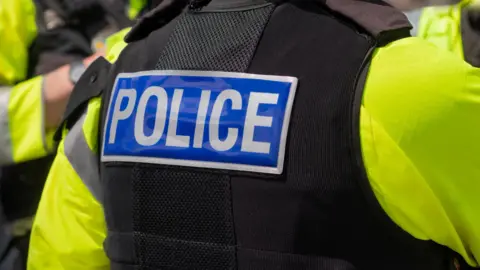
[108,89,137,144]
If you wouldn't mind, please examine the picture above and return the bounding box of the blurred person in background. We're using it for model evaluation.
[416,0,480,66]
[387,0,461,35]
[389,0,480,65]
[0,0,147,269]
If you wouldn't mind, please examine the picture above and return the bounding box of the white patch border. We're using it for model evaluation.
[101,70,298,175]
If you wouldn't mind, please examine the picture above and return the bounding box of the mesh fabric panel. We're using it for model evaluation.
[133,167,236,268]
[133,5,275,269]
[155,6,274,71]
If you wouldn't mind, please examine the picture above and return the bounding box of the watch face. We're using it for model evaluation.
[70,62,86,84]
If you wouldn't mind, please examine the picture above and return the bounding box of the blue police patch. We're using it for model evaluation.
[102,70,298,174]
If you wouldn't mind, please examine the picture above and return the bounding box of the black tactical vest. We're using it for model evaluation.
[72,0,468,269]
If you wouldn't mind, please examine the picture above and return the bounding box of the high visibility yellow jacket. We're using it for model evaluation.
[417,1,471,57]
[27,34,480,270]
[0,0,54,165]
[128,0,148,20]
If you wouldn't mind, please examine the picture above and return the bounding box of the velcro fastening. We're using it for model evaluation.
[324,0,412,45]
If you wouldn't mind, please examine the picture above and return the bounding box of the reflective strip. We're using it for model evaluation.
[0,87,13,164]
[40,79,50,153]
[64,112,102,202]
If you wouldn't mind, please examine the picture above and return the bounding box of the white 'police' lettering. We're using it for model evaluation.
[109,88,277,153]
[109,89,136,144]
[134,86,168,146]
[166,89,190,147]
[209,89,242,152]
[193,90,211,148]
[242,92,279,154]
[102,71,298,174]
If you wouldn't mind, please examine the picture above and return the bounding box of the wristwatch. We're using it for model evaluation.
[69,61,87,85]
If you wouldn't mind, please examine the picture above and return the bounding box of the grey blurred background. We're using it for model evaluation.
[405,9,422,36]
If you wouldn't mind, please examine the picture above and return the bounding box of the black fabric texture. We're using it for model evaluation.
[132,168,236,269]
[236,248,357,270]
[0,156,53,221]
[41,0,109,28]
[155,5,273,72]
[26,27,92,79]
[323,0,412,41]
[28,1,94,78]
[462,8,480,67]
[99,0,459,269]
[41,0,99,18]
[97,0,135,29]
[130,6,275,269]
[99,13,181,267]
[28,0,135,79]
[38,0,135,31]
[231,3,448,269]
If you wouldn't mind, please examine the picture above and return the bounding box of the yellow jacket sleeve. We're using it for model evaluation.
[28,31,129,270]
[127,0,147,19]
[0,76,55,165]
[28,97,109,270]
[362,37,480,266]
[0,0,38,85]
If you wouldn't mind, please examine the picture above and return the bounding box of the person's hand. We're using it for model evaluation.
[43,51,105,128]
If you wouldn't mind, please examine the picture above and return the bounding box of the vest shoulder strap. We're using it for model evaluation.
[125,0,411,45]
[324,0,412,45]
[54,57,112,142]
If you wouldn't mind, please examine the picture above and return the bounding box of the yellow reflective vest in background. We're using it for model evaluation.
[417,0,471,57]
[27,32,480,269]
[128,0,148,20]
[0,0,54,165]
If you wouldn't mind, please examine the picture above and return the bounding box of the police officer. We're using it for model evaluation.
[28,0,480,269]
